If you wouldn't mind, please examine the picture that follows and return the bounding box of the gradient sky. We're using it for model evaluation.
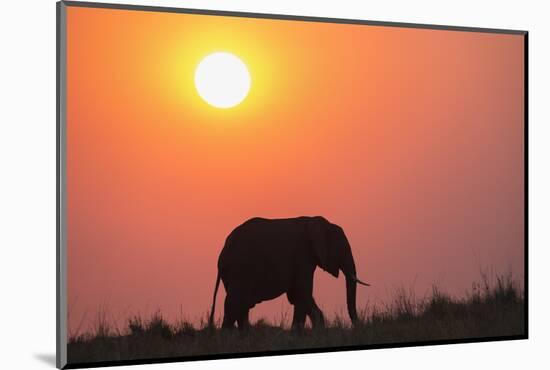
[66,6,524,334]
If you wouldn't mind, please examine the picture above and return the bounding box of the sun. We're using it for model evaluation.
[194,52,251,109]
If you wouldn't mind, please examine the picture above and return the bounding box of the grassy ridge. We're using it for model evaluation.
[67,274,525,365]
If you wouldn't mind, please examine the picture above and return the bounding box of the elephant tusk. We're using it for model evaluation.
[354,276,371,286]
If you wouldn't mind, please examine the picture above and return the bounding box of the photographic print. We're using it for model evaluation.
[56,1,527,368]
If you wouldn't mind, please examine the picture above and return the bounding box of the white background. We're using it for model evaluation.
[0,0,547,369]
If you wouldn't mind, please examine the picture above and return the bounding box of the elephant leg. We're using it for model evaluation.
[288,292,306,330]
[289,268,316,331]
[222,294,238,329]
[291,304,307,331]
[237,309,250,331]
[307,299,325,329]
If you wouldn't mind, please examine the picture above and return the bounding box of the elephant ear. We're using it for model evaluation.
[307,217,340,278]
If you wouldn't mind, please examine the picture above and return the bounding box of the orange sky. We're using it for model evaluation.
[66,6,524,334]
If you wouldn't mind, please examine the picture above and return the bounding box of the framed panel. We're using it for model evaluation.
[57,1,528,368]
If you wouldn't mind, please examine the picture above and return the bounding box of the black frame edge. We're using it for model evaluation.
[523,32,529,338]
[64,334,527,369]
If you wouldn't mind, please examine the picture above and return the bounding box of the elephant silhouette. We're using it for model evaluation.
[209,216,369,330]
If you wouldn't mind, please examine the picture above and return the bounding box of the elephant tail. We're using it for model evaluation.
[208,270,221,328]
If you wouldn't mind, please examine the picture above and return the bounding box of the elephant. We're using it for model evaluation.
[208,216,369,330]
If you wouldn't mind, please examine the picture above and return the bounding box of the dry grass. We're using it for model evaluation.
[67,274,525,365]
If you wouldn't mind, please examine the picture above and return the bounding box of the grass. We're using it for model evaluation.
[67,273,525,365]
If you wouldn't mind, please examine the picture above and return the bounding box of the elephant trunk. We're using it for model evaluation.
[345,275,358,325]
[341,244,359,325]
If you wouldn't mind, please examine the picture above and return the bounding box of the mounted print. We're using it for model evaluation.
[56,1,528,368]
